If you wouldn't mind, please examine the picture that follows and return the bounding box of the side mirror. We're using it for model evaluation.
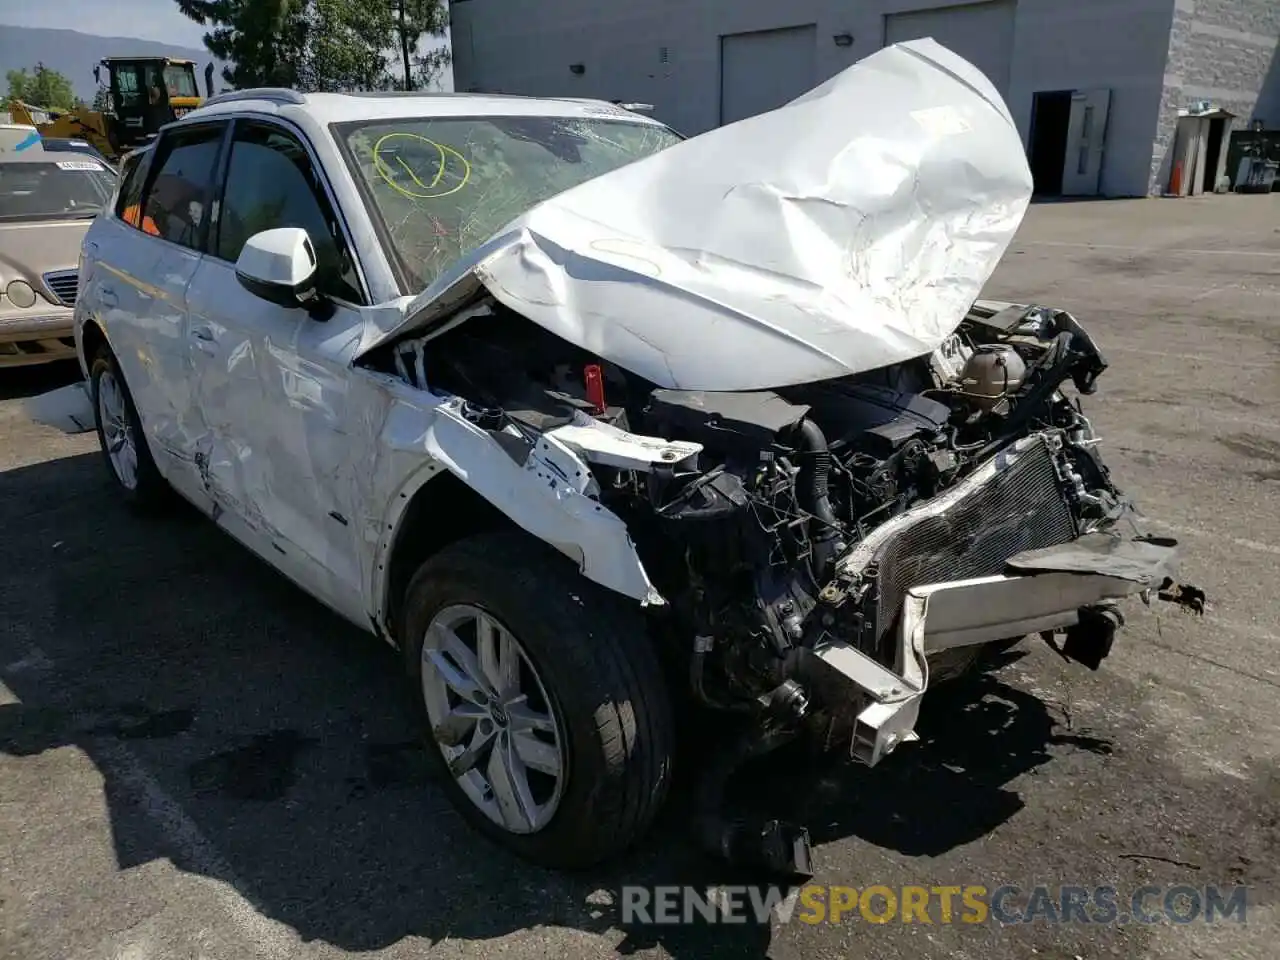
[234,227,328,317]
[204,63,215,100]
[94,65,101,85]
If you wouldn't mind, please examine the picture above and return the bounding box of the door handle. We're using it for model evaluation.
[190,325,217,354]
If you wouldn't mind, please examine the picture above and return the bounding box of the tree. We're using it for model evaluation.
[175,0,450,94]
[390,0,451,91]
[177,0,311,89]
[5,64,77,111]
[298,0,393,92]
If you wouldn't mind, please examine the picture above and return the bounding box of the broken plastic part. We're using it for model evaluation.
[368,384,668,611]
[693,722,813,879]
[1156,578,1206,615]
[545,410,701,471]
[1058,604,1123,671]
[583,363,606,415]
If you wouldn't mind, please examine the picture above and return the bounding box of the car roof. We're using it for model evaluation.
[43,139,104,152]
[0,150,111,166]
[183,88,668,127]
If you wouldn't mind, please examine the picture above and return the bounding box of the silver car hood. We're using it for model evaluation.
[356,39,1034,391]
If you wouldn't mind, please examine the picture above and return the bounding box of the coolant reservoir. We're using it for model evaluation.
[960,344,1026,411]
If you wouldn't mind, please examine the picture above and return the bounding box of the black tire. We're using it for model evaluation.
[90,344,169,509]
[401,530,674,869]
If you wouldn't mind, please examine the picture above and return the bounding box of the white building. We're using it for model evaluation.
[448,0,1280,197]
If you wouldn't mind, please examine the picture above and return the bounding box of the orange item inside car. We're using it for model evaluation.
[122,203,159,236]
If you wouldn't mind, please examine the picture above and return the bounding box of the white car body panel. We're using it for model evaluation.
[359,39,1034,391]
[182,252,371,626]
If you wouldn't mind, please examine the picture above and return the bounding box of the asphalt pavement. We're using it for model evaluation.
[1,195,1277,959]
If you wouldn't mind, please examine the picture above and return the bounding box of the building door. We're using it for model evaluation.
[883,0,1017,97]
[1061,89,1112,196]
[719,24,817,126]
[1170,116,1208,196]
[1202,117,1227,192]
[1028,91,1073,196]
[1028,88,1112,197]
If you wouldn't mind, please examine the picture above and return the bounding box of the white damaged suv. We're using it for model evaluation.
[74,40,1191,874]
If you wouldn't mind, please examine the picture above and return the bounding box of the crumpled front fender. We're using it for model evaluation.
[363,379,666,635]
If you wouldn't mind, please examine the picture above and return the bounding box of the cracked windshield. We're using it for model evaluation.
[341,115,683,290]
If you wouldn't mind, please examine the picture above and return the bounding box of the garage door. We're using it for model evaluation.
[720,24,818,125]
[884,1,1016,97]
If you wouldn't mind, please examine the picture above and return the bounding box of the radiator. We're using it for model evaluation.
[869,436,1078,643]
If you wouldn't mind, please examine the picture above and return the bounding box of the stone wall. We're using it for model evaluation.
[1150,0,1280,192]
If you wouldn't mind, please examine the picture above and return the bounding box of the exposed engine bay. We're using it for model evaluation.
[363,295,1195,876]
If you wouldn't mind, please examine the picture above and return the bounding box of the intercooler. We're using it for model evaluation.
[867,435,1078,644]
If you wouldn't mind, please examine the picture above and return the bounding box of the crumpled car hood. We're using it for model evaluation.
[357,38,1034,391]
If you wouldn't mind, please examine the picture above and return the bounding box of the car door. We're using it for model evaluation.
[81,122,228,503]
[183,116,369,626]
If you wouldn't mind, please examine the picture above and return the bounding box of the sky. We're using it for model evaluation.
[0,0,453,88]
[0,0,208,46]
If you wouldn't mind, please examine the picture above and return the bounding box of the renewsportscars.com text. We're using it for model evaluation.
[620,884,1248,926]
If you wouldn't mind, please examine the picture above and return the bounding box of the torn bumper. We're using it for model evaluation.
[808,533,1179,767]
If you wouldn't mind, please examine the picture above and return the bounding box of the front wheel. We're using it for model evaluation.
[401,531,674,869]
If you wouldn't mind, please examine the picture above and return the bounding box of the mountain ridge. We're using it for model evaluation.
[0,25,227,103]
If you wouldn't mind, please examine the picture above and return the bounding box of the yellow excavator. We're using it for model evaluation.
[9,57,216,164]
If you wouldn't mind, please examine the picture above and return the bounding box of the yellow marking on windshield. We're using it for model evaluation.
[372,133,472,199]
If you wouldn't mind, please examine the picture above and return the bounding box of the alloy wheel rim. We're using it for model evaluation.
[420,603,565,834]
[97,370,138,491]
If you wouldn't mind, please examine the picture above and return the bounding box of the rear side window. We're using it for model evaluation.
[138,125,224,250]
[115,149,152,224]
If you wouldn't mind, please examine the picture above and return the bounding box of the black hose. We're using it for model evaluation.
[691,648,756,712]
[792,418,839,580]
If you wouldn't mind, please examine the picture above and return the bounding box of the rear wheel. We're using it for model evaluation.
[401,531,674,869]
[90,345,168,508]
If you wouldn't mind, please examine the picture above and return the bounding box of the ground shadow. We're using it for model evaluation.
[0,448,1162,958]
[0,359,81,401]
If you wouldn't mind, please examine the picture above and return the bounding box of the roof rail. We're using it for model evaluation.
[200,88,306,108]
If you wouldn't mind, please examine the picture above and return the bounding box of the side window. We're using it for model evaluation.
[115,149,155,233]
[112,64,142,112]
[144,64,164,106]
[215,122,362,303]
[139,125,224,251]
